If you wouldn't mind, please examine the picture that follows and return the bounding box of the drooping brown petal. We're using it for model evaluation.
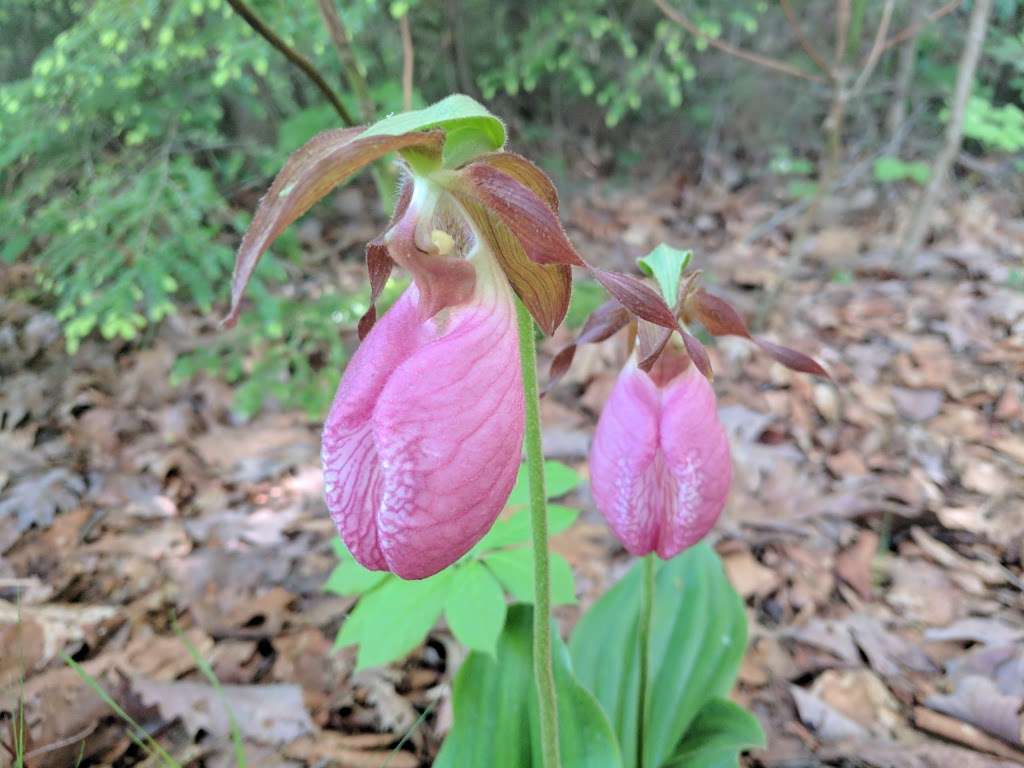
[223,127,445,327]
[546,301,631,390]
[690,289,829,378]
[689,289,752,338]
[453,194,571,335]
[357,242,395,340]
[754,338,831,378]
[458,163,585,267]
[591,269,678,328]
[470,152,560,211]
[357,179,412,339]
[635,320,672,371]
[681,330,713,380]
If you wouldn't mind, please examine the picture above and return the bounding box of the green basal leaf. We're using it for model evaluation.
[361,94,506,170]
[569,543,747,768]
[445,561,507,656]
[334,568,453,669]
[435,605,623,768]
[664,699,765,768]
[483,548,576,605]
[507,460,582,506]
[637,244,692,308]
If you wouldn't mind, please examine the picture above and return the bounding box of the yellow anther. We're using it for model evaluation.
[430,229,455,256]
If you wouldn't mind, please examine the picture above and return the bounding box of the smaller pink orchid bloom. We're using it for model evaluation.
[322,205,524,579]
[589,353,731,559]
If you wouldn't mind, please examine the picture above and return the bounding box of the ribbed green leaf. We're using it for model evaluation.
[664,698,765,768]
[435,604,623,768]
[569,543,747,768]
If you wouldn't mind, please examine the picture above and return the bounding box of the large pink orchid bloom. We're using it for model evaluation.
[220,100,736,577]
[322,196,524,579]
[589,356,731,559]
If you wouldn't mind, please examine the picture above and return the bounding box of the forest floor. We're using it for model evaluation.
[2,170,1023,768]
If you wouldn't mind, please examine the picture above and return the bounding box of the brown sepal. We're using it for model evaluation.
[470,152,560,210]
[450,155,571,334]
[357,179,413,339]
[690,289,829,378]
[681,330,714,380]
[635,320,672,371]
[358,242,394,340]
[754,338,831,378]
[591,269,678,328]
[223,127,444,328]
[459,163,585,267]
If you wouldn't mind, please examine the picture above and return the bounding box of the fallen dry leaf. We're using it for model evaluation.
[131,678,316,745]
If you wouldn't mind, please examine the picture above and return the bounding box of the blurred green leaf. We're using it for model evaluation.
[665,699,765,768]
[435,604,623,768]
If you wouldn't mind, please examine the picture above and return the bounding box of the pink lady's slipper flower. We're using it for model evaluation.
[320,191,525,578]
[223,97,709,577]
[589,353,731,559]
[555,259,828,560]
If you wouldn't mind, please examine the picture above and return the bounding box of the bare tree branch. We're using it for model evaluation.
[779,0,831,75]
[851,0,895,97]
[225,0,356,126]
[653,0,825,84]
[881,0,964,53]
[399,12,414,111]
[834,0,851,67]
[316,0,375,121]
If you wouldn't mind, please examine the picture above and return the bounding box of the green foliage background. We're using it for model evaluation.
[2,0,1021,417]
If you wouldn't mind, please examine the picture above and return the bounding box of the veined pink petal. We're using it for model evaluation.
[322,250,524,579]
[589,362,731,559]
[656,365,731,557]
[322,288,425,571]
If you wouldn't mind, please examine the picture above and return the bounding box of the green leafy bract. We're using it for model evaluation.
[637,244,692,308]
[361,93,506,168]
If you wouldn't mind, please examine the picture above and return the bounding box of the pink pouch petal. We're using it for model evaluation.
[322,288,426,570]
[656,366,732,558]
[588,363,666,555]
[373,267,524,578]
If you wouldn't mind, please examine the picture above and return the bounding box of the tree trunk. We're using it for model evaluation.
[900,0,992,256]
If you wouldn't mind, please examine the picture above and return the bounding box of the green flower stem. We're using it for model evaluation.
[515,298,561,768]
[637,553,656,768]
